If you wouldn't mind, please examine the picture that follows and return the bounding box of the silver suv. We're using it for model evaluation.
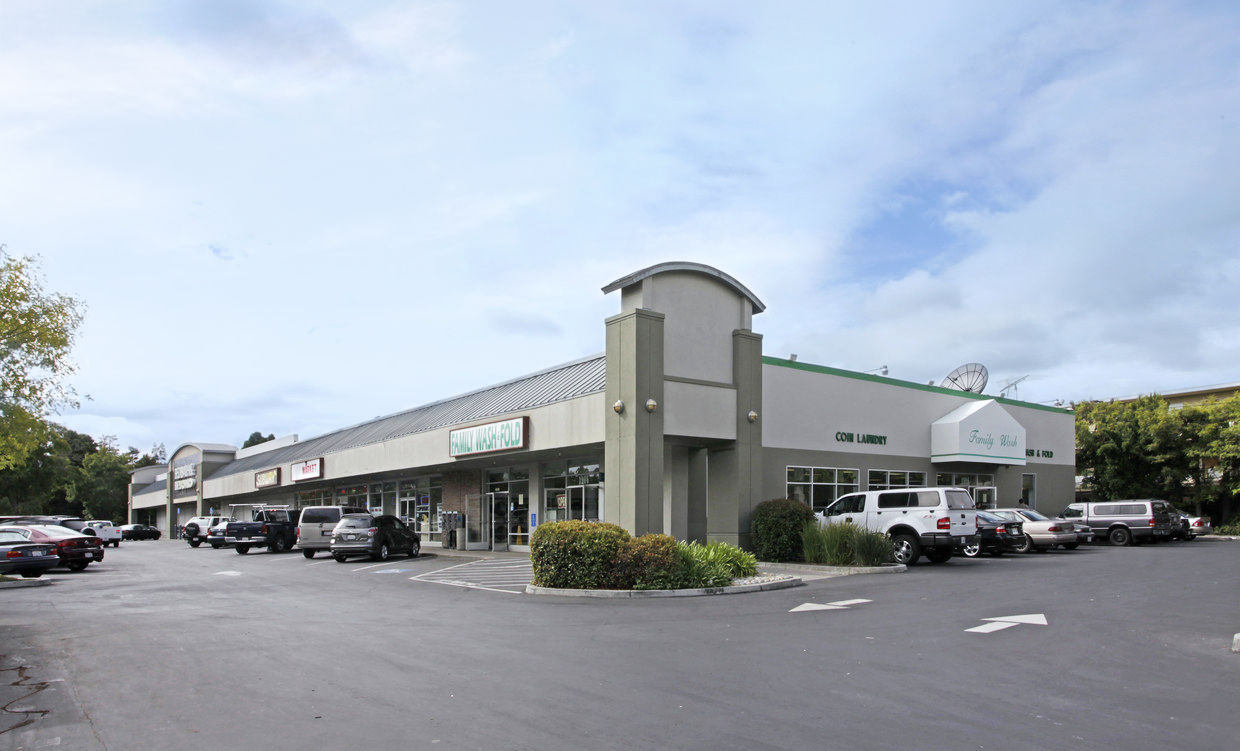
[817,487,979,565]
[1058,500,1175,546]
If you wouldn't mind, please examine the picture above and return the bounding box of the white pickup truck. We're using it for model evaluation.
[816,487,979,565]
[83,520,123,547]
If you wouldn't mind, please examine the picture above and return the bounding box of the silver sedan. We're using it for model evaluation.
[992,508,1079,552]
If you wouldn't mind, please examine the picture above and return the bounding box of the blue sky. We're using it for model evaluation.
[2,0,1237,453]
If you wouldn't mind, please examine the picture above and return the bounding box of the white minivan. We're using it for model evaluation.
[295,506,368,558]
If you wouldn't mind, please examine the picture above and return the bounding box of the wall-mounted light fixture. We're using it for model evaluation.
[613,400,625,414]
[747,410,759,423]
[645,398,658,413]
[863,365,888,376]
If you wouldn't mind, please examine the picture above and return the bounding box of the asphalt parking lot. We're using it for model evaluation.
[2,537,1238,751]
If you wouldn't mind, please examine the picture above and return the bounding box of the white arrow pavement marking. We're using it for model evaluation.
[966,613,1048,632]
[790,599,872,613]
[983,613,1048,625]
[966,621,1019,633]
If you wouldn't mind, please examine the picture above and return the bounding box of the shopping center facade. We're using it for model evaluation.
[129,262,1076,551]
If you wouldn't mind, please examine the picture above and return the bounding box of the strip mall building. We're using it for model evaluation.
[129,262,1076,551]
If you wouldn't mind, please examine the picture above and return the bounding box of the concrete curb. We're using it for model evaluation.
[526,575,803,598]
[0,577,54,590]
[758,561,907,576]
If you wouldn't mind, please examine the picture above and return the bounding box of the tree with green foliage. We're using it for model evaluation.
[1075,394,1240,524]
[242,432,275,449]
[0,249,86,470]
[68,437,133,523]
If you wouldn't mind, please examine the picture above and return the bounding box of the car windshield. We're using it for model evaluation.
[0,531,29,543]
[1018,509,1050,521]
[976,511,1002,523]
[336,515,374,530]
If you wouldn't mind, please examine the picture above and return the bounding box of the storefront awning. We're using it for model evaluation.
[931,400,1026,465]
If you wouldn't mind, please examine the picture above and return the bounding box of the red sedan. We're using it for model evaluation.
[0,524,105,571]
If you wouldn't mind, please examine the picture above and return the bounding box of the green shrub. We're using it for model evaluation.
[852,528,894,566]
[751,498,816,562]
[674,544,733,589]
[1215,520,1240,536]
[802,520,893,566]
[530,520,631,589]
[612,533,681,589]
[680,539,758,578]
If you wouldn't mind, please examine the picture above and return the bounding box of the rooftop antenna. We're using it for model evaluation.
[940,363,988,393]
[999,375,1035,400]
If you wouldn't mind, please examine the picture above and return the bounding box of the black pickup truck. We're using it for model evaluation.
[224,507,298,555]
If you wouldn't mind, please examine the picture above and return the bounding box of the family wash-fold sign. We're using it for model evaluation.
[449,417,529,458]
[930,400,1026,465]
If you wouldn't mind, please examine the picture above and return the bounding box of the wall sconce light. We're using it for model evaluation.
[613,400,625,414]
[863,365,888,376]
[747,410,759,423]
[645,398,658,413]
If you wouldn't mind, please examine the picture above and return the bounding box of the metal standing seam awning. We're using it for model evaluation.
[930,400,1027,466]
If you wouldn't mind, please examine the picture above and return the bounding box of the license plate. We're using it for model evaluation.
[321,530,331,536]
[31,551,45,556]
[84,552,93,558]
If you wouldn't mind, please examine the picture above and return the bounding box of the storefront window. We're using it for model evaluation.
[399,477,442,541]
[542,460,602,524]
[787,466,860,513]
[936,473,996,507]
[868,470,928,491]
[293,488,333,508]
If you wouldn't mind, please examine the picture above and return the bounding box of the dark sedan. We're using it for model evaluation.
[958,510,1024,558]
[330,514,420,562]
[0,525,105,571]
[0,530,59,578]
[120,523,162,540]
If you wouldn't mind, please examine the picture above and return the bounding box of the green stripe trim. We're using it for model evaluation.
[762,357,1073,414]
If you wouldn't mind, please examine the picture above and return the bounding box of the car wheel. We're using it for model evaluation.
[925,549,953,563]
[890,533,921,565]
[18,570,43,578]
[189,539,202,548]
[1185,534,1196,541]
[1108,527,1131,546]
[1015,534,1034,554]
[269,536,287,554]
[1062,542,1079,550]
[962,542,981,558]
[333,553,348,563]
[67,561,89,571]
[409,540,420,558]
[211,544,221,549]
[236,544,250,555]
[372,543,390,562]
[303,548,315,559]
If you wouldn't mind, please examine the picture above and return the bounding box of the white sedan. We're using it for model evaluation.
[991,508,1078,552]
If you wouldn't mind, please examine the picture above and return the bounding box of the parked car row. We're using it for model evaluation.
[0,522,106,573]
[179,505,421,563]
[816,489,1209,565]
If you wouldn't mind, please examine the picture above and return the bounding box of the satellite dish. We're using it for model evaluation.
[940,363,989,393]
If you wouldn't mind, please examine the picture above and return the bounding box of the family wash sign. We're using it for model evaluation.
[449,417,530,458]
[930,400,1027,465]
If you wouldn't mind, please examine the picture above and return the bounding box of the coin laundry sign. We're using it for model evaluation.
[449,417,529,457]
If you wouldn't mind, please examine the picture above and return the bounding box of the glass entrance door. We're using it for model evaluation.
[566,486,602,522]
[973,487,997,510]
[489,492,509,552]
